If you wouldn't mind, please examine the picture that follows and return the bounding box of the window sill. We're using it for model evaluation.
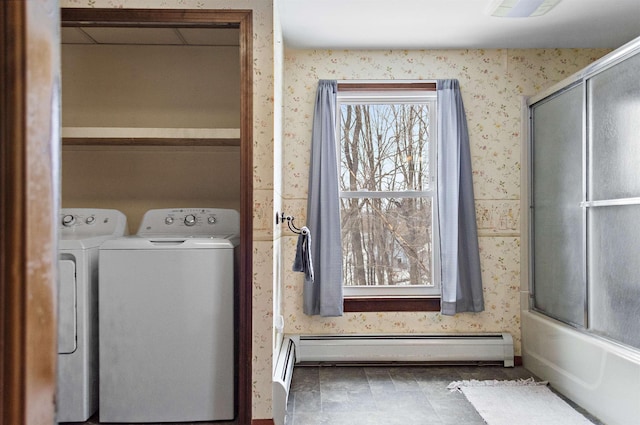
[343,297,441,312]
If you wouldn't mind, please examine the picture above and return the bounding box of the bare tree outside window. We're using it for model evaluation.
[338,100,436,290]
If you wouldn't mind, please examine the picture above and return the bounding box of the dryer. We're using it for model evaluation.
[98,208,239,423]
[57,208,128,423]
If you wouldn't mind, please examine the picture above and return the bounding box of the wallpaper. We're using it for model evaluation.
[280,47,610,357]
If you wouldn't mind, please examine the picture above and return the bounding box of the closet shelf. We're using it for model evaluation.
[62,127,240,146]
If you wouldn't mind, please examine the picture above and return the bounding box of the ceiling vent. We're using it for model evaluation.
[488,0,561,17]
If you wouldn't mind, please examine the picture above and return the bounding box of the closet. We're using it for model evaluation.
[60,8,254,423]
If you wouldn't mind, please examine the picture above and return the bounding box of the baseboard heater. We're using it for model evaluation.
[272,332,514,425]
[291,333,514,366]
[273,337,296,425]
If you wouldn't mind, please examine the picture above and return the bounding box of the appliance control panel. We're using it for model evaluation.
[137,208,239,238]
[59,208,128,238]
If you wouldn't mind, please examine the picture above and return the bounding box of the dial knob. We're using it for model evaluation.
[85,216,96,225]
[62,214,76,227]
[184,214,197,226]
[165,217,174,225]
[207,216,217,225]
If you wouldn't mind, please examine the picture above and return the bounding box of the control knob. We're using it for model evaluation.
[85,216,96,225]
[207,216,216,224]
[184,214,197,226]
[165,217,174,225]
[62,214,76,227]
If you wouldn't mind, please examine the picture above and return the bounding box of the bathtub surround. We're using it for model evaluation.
[523,37,640,425]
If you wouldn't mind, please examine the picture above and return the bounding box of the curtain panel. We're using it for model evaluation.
[304,80,344,317]
[437,79,484,315]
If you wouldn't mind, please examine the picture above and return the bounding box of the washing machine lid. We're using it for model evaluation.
[100,236,235,250]
[136,208,239,239]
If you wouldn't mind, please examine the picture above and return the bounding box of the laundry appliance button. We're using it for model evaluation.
[184,214,197,226]
[62,215,76,227]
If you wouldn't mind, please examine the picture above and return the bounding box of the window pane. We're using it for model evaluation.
[339,103,432,192]
[340,196,433,287]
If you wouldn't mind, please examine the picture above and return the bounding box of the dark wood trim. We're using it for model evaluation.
[60,8,254,424]
[338,82,437,91]
[1,1,59,424]
[344,297,441,312]
[0,4,26,423]
[238,10,254,425]
[514,355,523,367]
[62,138,240,147]
[252,419,275,425]
[61,8,252,26]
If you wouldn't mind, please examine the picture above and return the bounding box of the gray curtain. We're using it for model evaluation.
[304,80,343,317]
[437,79,484,315]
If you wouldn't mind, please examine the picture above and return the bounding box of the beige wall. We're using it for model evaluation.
[61,146,241,232]
[279,48,610,355]
[62,44,240,128]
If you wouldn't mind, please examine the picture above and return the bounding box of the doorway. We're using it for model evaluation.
[60,8,253,424]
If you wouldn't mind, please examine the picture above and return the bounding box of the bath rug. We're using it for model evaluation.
[447,379,594,425]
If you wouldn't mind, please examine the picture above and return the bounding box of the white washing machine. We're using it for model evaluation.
[98,208,239,423]
[57,208,128,423]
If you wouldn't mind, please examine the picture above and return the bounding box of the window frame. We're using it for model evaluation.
[336,83,441,308]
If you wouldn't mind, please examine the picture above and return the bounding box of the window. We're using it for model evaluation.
[337,83,440,302]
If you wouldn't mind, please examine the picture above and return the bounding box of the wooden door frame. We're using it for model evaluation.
[60,8,254,424]
[1,1,60,424]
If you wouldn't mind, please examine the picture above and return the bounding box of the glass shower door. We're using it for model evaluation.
[587,52,640,349]
[531,83,586,328]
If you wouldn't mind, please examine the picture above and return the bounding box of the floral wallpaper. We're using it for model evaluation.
[280,48,610,357]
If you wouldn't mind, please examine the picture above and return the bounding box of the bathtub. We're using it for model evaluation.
[521,305,640,425]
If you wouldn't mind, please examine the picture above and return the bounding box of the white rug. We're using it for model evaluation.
[447,379,593,425]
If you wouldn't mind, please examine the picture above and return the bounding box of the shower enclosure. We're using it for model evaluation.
[523,36,640,425]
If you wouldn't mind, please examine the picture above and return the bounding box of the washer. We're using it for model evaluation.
[98,208,239,423]
[57,208,128,423]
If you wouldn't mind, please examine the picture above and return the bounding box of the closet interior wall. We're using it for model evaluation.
[61,30,241,231]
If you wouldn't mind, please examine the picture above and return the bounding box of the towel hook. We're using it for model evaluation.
[276,211,304,235]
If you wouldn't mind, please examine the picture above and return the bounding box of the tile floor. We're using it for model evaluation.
[284,364,603,425]
[68,364,602,425]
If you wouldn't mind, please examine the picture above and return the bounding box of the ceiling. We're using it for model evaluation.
[61,26,239,46]
[277,0,640,49]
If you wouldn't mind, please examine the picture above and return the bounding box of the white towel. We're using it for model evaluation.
[292,226,314,283]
